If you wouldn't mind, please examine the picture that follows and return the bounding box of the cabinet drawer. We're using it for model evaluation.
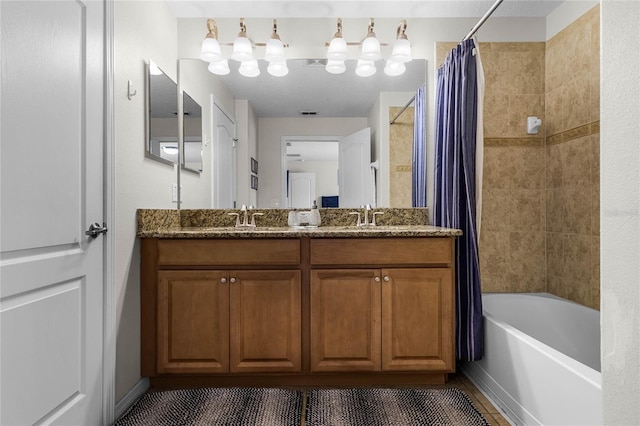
[310,238,452,266]
[157,239,300,266]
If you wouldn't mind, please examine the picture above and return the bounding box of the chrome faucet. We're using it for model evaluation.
[228,204,262,227]
[349,204,383,227]
[362,204,372,226]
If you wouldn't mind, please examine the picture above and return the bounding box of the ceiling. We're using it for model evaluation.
[166,1,564,19]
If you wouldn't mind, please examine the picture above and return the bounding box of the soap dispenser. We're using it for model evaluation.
[310,200,321,227]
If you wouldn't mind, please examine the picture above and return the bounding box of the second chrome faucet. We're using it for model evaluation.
[349,204,383,227]
[228,205,263,227]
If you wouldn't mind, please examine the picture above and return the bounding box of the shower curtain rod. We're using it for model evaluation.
[463,0,504,40]
[389,95,415,125]
[390,0,503,125]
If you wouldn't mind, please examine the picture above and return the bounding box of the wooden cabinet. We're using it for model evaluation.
[309,238,455,374]
[141,235,455,386]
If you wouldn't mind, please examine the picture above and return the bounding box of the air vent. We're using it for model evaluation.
[286,153,302,157]
[299,111,318,116]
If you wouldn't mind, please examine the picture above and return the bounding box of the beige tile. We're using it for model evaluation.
[508,94,545,138]
[509,51,545,95]
[482,188,511,232]
[591,183,600,236]
[483,51,510,95]
[510,272,546,293]
[546,188,564,233]
[484,94,511,138]
[479,231,511,278]
[481,274,511,293]
[547,274,567,299]
[563,234,592,305]
[511,145,545,189]
[509,231,545,278]
[563,186,592,235]
[591,235,601,310]
[510,189,544,231]
[491,42,545,53]
[546,144,563,189]
[590,76,600,123]
[561,136,592,187]
[483,146,513,189]
[561,21,591,85]
[545,37,563,94]
[435,42,457,68]
[545,89,563,137]
[562,75,591,131]
[590,133,600,185]
[546,232,564,279]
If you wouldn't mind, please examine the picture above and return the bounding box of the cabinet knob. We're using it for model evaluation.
[374,276,381,282]
[220,277,227,284]
[383,276,390,282]
[230,277,237,283]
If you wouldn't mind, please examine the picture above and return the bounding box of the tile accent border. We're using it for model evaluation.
[484,138,544,147]
[546,120,600,145]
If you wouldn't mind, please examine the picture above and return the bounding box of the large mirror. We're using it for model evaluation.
[182,91,203,173]
[178,58,426,208]
[146,60,179,165]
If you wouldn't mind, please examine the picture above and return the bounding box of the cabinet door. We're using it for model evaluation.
[230,270,301,373]
[310,269,381,372]
[157,271,229,374]
[381,268,454,371]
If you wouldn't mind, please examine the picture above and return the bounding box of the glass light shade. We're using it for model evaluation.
[231,36,253,62]
[325,59,346,74]
[200,37,222,62]
[390,38,412,63]
[238,59,260,77]
[384,60,406,76]
[360,36,381,61]
[208,59,230,75]
[355,59,376,77]
[267,60,289,77]
[264,38,285,62]
[327,37,347,61]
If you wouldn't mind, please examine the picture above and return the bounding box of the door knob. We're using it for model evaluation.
[85,222,108,238]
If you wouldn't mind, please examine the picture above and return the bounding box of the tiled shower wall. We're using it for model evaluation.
[435,4,600,310]
[545,6,600,309]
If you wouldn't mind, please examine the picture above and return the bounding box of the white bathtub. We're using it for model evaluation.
[461,293,602,426]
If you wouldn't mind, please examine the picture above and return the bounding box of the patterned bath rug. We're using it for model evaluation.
[113,387,303,426]
[305,387,490,426]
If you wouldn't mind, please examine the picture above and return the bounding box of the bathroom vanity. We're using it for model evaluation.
[138,208,461,388]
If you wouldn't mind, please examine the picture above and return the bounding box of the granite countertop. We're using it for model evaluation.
[137,208,462,239]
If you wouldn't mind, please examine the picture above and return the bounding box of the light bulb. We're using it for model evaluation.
[325,59,346,74]
[360,36,381,61]
[384,60,406,76]
[265,38,285,62]
[238,59,260,77]
[327,37,347,61]
[267,60,289,77]
[208,59,230,75]
[390,38,412,63]
[355,59,376,77]
[200,37,222,63]
[231,36,253,62]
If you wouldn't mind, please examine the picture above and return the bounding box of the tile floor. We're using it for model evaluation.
[442,373,512,425]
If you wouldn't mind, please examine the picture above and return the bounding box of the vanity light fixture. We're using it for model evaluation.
[325,18,412,77]
[200,18,289,78]
[200,19,223,63]
[231,18,254,62]
[359,19,381,61]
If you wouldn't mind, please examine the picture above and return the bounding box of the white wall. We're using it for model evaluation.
[235,99,258,207]
[114,0,177,401]
[601,1,640,424]
[257,117,368,208]
[287,160,339,207]
[547,0,600,39]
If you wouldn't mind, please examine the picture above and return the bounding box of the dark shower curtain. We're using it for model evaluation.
[433,38,484,361]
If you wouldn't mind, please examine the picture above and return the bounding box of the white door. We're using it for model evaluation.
[212,100,237,208]
[339,127,372,208]
[1,1,105,425]
[288,172,316,208]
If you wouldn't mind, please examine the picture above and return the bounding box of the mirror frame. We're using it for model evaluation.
[145,60,179,166]
[181,90,203,174]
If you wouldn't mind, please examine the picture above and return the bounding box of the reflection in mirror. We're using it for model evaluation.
[182,91,203,173]
[146,60,178,165]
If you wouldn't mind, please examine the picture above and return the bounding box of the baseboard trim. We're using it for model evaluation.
[114,377,150,420]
